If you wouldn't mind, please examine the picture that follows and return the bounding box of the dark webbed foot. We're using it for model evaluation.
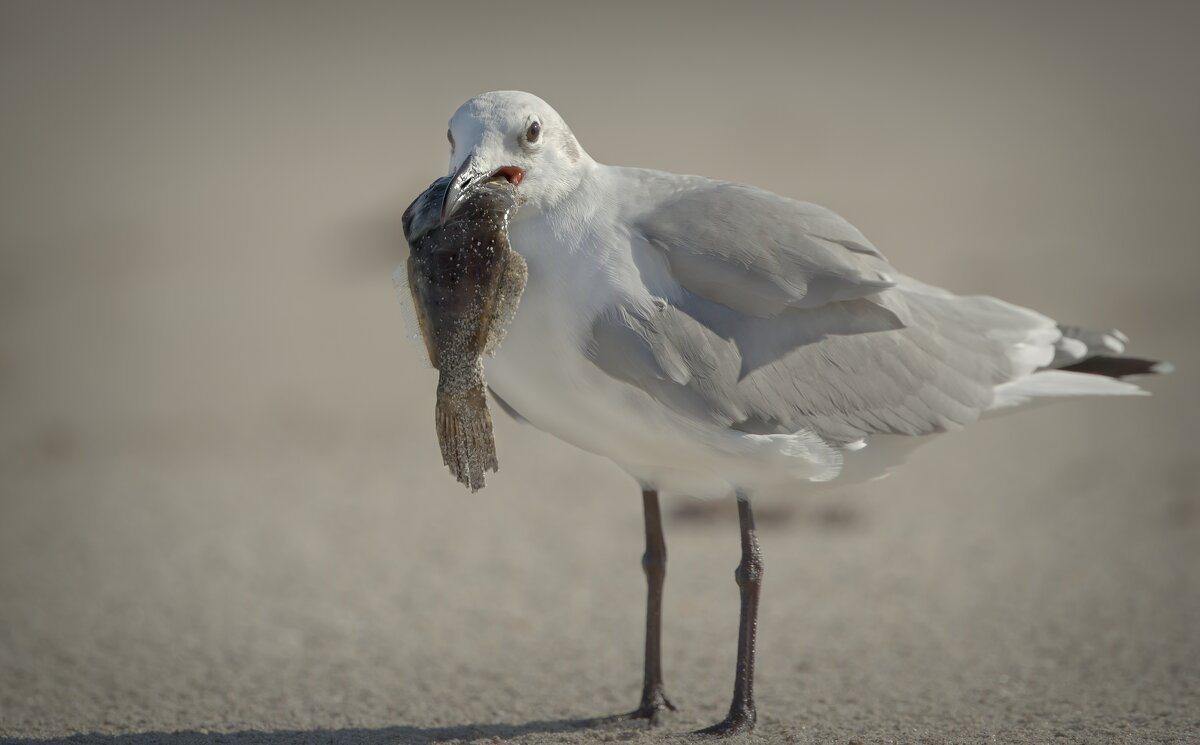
[625,686,676,725]
[597,684,676,727]
[691,704,755,737]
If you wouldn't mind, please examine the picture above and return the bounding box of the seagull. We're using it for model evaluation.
[406,90,1170,736]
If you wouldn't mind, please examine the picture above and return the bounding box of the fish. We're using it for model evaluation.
[401,176,528,491]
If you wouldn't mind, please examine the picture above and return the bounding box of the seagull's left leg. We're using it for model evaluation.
[694,493,762,736]
[626,488,677,724]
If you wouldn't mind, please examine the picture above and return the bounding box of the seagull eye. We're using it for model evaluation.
[526,121,541,143]
[447,129,454,147]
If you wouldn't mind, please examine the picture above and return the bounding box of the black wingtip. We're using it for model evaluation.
[1059,356,1174,379]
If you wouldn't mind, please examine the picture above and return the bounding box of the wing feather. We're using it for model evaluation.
[588,177,1061,443]
[634,179,903,321]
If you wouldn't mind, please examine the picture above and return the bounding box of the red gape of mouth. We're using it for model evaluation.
[494,166,525,187]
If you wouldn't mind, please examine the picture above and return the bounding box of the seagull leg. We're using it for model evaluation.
[626,488,676,724]
[695,494,762,736]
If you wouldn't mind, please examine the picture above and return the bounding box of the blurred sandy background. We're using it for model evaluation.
[1,2,1197,743]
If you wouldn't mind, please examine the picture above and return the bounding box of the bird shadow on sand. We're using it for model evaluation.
[671,495,865,530]
[1,716,627,745]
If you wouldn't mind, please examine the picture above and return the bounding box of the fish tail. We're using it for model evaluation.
[435,379,499,492]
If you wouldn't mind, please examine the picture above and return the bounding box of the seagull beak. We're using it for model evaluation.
[440,153,525,223]
[441,154,482,224]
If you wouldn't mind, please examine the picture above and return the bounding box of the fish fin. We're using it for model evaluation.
[435,382,498,491]
[399,258,439,368]
[484,250,529,357]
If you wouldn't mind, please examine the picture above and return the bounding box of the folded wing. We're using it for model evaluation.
[634,179,906,322]
[588,177,1063,444]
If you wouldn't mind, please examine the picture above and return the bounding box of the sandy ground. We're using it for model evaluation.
[1,2,1198,743]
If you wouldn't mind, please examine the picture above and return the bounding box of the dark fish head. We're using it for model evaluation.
[402,176,451,244]
[403,177,519,249]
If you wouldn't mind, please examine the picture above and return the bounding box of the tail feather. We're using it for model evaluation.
[1059,355,1174,379]
[989,370,1148,412]
[987,323,1171,414]
[1048,324,1172,380]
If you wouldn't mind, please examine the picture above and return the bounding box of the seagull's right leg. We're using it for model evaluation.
[694,493,762,736]
[626,488,676,724]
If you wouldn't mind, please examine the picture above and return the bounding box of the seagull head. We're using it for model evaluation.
[442,91,591,222]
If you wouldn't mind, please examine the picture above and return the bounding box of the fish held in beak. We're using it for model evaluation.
[403,177,528,491]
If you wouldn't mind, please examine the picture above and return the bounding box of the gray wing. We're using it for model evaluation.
[634,179,908,323]
[588,181,1052,443]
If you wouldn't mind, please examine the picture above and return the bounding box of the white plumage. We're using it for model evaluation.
[398,90,1160,499]
[395,89,1169,737]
